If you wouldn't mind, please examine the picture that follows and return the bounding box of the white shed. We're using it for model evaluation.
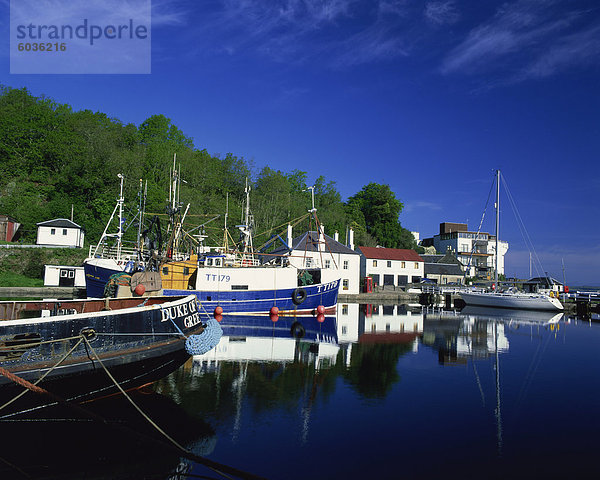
[43,265,86,287]
[36,218,85,248]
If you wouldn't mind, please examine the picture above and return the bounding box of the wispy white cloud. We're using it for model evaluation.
[425,1,459,26]
[521,22,600,78]
[167,0,419,67]
[404,201,443,214]
[441,0,599,83]
[332,20,410,67]
[152,0,188,26]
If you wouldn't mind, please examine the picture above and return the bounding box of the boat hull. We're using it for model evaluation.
[0,295,207,416]
[460,291,563,311]
[164,280,340,315]
[83,258,123,298]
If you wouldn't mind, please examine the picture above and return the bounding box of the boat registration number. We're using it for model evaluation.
[317,280,338,293]
[161,298,202,328]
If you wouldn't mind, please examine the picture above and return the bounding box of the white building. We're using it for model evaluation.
[43,265,86,287]
[36,218,84,248]
[358,246,425,287]
[280,226,361,295]
[430,223,508,279]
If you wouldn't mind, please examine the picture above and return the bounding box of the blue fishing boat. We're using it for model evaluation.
[84,170,341,315]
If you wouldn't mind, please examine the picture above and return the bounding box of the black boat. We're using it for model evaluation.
[0,294,220,416]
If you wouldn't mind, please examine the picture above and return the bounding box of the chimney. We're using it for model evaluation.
[319,224,325,252]
[334,231,339,242]
[287,224,293,249]
[349,228,354,250]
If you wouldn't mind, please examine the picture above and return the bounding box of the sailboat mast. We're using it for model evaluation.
[117,173,124,260]
[495,169,500,288]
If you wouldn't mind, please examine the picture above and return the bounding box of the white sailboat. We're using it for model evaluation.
[460,170,563,312]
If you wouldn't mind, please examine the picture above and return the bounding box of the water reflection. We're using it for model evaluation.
[0,390,216,479]
[3,304,592,480]
[156,303,590,479]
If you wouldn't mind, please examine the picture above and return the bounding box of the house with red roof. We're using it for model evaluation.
[358,246,424,288]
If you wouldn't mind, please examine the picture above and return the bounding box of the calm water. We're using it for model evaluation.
[2,304,599,479]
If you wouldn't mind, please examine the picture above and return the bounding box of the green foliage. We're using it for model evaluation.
[0,85,417,255]
[347,183,416,249]
[0,271,44,287]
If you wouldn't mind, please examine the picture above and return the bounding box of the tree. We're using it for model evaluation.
[346,183,415,249]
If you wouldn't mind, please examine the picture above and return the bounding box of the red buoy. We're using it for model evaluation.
[134,283,145,296]
[214,306,223,317]
[564,286,569,293]
[214,314,223,323]
[270,313,279,323]
[316,305,325,315]
[270,306,279,316]
[317,313,325,323]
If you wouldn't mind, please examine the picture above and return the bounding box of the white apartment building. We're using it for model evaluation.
[430,223,508,278]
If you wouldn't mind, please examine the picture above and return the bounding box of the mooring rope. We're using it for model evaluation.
[0,337,84,413]
[0,334,265,480]
[81,336,263,480]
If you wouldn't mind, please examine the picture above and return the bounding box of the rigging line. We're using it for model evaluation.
[93,332,182,338]
[253,213,310,247]
[465,172,496,277]
[514,328,553,416]
[500,175,546,278]
[467,342,486,406]
[0,337,84,414]
[82,337,258,480]
[314,211,338,269]
[0,454,30,479]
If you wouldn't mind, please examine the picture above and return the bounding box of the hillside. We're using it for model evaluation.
[0,85,416,260]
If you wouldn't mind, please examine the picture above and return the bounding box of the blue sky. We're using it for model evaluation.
[2,0,599,285]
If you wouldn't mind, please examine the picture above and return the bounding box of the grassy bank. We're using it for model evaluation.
[0,247,87,287]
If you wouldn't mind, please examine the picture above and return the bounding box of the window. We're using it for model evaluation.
[342,304,348,315]
[162,267,169,275]
[387,261,391,268]
[62,229,67,235]
[306,257,313,267]
[414,262,419,269]
[232,285,248,290]
[343,260,348,270]
[183,267,190,276]
[401,261,405,268]
[373,260,377,267]
[206,258,213,266]
[51,228,56,235]
[324,259,331,269]
[342,325,347,335]
[343,279,349,290]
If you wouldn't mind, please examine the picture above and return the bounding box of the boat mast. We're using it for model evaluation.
[495,169,500,289]
[117,173,124,260]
